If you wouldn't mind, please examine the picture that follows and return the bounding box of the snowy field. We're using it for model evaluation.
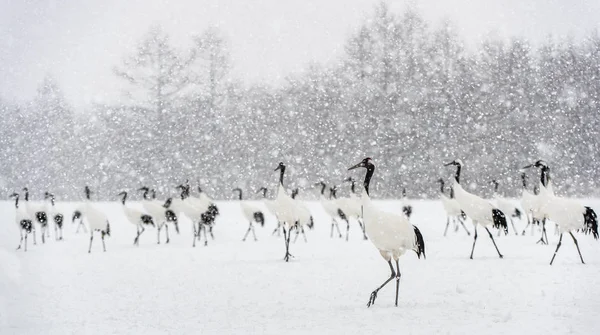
[1,199,600,334]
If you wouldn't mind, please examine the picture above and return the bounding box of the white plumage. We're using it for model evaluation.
[233,188,265,242]
[273,162,300,261]
[524,160,599,265]
[491,180,520,236]
[445,160,507,259]
[11,193,35,251]
[348,157,425,308]
[438,178,470,236]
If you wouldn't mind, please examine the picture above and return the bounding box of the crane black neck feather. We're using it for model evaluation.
[363,163,374,196]
[438,179,445,193]
[120,192,127,205]
[279,165,286,186]
[540,166,550,187]
[350,181,356,193]
[521,173,527,189]
[319,182,326,195]
[454,165,461,184]
[234,188,243,200]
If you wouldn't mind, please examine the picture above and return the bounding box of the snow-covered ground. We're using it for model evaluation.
[1,199,599,334]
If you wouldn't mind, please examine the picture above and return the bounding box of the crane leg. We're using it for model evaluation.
[459,218,471,236]
[16,230,24,251]
[485,227,503,258]
[24,233,28,252]
[394,260,402,307]
[251,224,257,241]
[293,226,300,243]
[209,226,214,240]
[157,225,161,244]
[33,227,37,245]
[335,221,342,238]
[510,218,518,236]
[443,217,450,236]
[367,260,396,308]
[537,219,548,245]
[569,232,585,264]
[88,233,94,253]
[282,225,293,262]
[101,234,106,252]
[345,220,350,241]
[192,224,197,248]
[272,222,281,236]
[359,218,368,240]
[470,226,478,259]
[134,226,145,246]
[242,223,252,241]
[203,225,208,246]
[330,221,334,238]
[165,224,170,244]
[549,233,563,265]
[301,226,307,243]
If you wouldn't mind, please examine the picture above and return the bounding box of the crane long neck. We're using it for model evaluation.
[24,191,29,201]
[494,182,499,193]
[364,164,374,196]
[260,188,267,198]
[14,196,19,208]
[521,174,527,189]
[439,180,445,193]
[120,193,127,205]
[350,181,356,193]
[279,167,286,186]
[320,183,326,195]
[85,188,91,200]
[454,166,461,184]
[142,190,149,200]
[540,167,550,187]
[236,189,243,200]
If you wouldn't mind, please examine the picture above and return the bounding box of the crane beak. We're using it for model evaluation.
[348,162,364,170]
[522,164,533,169]
[443,161,455,166]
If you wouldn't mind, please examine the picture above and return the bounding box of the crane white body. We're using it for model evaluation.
[348,158,425,308]
[524,160,598,264]
[11,193,36,251]
[445,160,507,259]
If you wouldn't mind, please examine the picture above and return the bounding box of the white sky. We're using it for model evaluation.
[1,0,598,108]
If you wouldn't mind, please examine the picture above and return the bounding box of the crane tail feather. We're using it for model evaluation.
[492,209,508,234]
[584,207,598,240]
[412,225,426,259]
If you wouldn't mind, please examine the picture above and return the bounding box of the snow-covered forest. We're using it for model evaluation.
[1,3,599,200]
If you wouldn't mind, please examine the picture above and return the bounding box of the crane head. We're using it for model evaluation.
[348,157,373,170]
[274,162,285,171]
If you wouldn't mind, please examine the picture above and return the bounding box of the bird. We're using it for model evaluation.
[10,192,35,251]
[21,187,49,243]
[401,188,413,219]
[72,186,92,233]
[257,187,281,236]
[233,187,265,242]
[491,179,520,236]
[315,181,344,239]
[444,159,508,259]
[77,187,110,253]
[523,160,599,264]
[438,178,470,236]
[117,191,155,245]
[138,187,179,243]
[290,188,314,243]
[335,177,368,240]
[44,192,65,241]
[348,157,425,307]
[519,172,538,236]
[273,162,299,262]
